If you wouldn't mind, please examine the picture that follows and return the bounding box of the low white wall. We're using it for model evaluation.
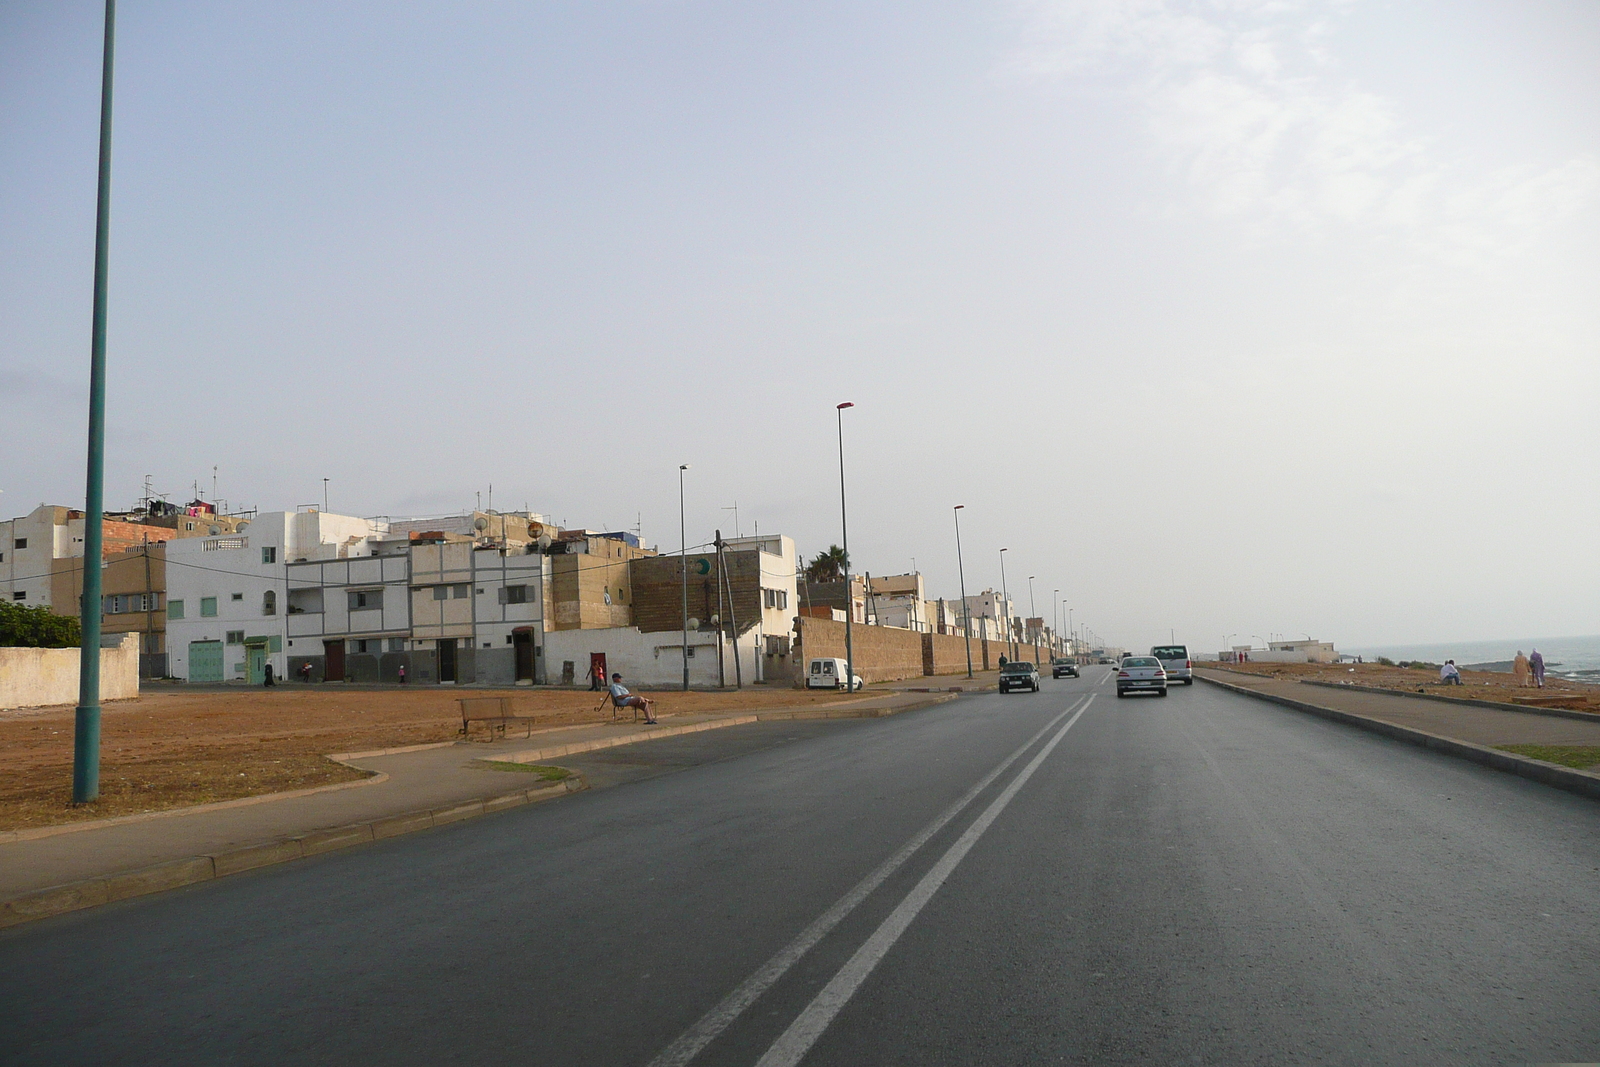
[0,633,141,709]
[542,627,760,689]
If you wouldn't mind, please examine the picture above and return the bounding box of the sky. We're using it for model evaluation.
[2,0,1597,653]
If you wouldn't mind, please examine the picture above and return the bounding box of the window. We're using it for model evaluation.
[452,584,469,599]
[13,538,26,549]
[348,589,383,611]
[105,595,123,614]
[354,639,373,654]
[262,590,276,616]
[12,591,25,601]
[262,547,277,564]
[168,599,185,619]
[226,630,245,645]
[200,597,218,617]
[501,585,527,604]
[203,538,245,551]
[432,585,448,601]
[184,522,194,531]
[231,592,243,601]
[0,551,5,563]
[762,589,789,610]
[388,637,405,652]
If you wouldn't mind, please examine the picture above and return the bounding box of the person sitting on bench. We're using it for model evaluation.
[1439,660,1463,685]
[609,673,658,723]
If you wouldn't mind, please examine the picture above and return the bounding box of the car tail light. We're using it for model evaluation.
[1118,671,1129,678]
[1186,660,1192,668]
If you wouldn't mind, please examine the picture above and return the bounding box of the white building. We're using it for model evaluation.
[166,510,387,683]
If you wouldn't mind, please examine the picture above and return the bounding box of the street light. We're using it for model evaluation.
[953,506,972,679]
[1027,575,1038,664]
[1053,589,1060,656]
[998,548,1014,662]
[679,464,690,691]
[836,402,856,692]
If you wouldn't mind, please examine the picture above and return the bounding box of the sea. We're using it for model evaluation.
[1345,634,1600,684]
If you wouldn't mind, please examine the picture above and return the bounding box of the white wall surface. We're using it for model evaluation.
[0,633,139,709]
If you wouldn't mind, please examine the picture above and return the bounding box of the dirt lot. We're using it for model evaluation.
[1208,660,1600,713]
[0,684,871,832]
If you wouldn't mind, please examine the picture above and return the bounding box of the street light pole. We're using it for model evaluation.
[998,548,1013,662]
[74,0,117,805]
[836,402,855,692]
[1027,575,1038,664]
[953,506,972,679]
[679,464,690,691]
[1053,589,1060,657]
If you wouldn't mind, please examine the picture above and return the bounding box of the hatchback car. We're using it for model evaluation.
[1051,658,1079,679]
[999,660,1041,693]
[1116,656,1168,697]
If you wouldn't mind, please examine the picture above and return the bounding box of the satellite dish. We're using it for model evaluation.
[536,533,553,550]
[236,521,250,531]
[209,526,220,535]
[688,617,700,631]
[473,517,489,532]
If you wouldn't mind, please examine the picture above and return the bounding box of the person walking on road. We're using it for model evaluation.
[609,673,658,724]
[1530,648,1546,688]
[1513,650,1530,687]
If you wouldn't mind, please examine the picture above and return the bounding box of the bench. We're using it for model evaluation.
[458,697,538,740]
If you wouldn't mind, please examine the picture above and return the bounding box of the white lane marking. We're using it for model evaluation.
[753,696,1094,1067]
[644,695,1091,1067]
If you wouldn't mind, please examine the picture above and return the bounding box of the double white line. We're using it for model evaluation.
[647,693,1096,1067]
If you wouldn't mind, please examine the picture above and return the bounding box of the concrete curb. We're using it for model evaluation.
[0,775,587,932]
[1198,674,1600,802]
[0,771,392,844]
[1298,679,1600,723]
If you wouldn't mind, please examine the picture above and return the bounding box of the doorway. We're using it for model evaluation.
[438,638,458,683]
[323,639,345,682]
[513,630,534,682]
[589,652,608,690]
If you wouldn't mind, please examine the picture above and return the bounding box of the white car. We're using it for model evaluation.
[1150,644,1193,685]
[1117,656,1168,698]
[806,657,863,691]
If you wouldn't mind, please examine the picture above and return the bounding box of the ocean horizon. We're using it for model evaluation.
[1345,634,1600,682]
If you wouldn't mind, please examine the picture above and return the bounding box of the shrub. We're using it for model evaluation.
[1375,656,1395,666]
[0,601,82,648]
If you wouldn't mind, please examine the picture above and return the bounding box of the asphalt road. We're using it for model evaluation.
[3,667,1598,1066]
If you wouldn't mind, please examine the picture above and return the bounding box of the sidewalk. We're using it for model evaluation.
[0,687,958,928]
[1197,668,1600,799]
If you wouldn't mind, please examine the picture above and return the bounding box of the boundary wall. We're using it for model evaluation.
[795,617,1049,685]
[0,633,140,710]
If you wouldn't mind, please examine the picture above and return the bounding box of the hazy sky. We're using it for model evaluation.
[3,1,1597,652]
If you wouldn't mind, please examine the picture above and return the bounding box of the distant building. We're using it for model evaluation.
[1268,639,1338,664]
[2,504,179,612]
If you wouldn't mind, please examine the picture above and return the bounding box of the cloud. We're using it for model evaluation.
[1005,0,1599,258]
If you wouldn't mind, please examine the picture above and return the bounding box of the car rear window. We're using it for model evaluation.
[1001,662,1034,672]
[1151,647,1187,660]
[1125,657,1160,667]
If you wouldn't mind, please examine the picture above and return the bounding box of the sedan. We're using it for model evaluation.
[999,660,1041,693]
[1116,656,1168,697]
[1051,658,1079,679]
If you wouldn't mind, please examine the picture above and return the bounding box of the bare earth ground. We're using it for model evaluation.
[0,684,870,831]
[1211,660,1600,713]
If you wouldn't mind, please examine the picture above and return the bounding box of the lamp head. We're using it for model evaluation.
[837,402,854,410]
[679,464,690,471]
[953,504,964,510]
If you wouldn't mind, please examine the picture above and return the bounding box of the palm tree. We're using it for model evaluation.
[805,545,850,583]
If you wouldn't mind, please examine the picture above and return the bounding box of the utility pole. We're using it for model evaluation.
[998,548,1014,662]
[717,538,743,689]
[836,402,855,693]
[73,0,117,805]
[953,506,972,679]
[1028,575,1038,664]
[714,529,727,687]
[679,465,690,691]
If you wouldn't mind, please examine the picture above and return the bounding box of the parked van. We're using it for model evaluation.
[1150,644,1193,685]
[806,657,864,691]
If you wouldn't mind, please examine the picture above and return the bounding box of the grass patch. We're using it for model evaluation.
[477,761,572,781]
[1495,745,1600,771]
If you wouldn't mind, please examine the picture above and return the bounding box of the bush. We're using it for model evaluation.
[1375,656,1395,666]
[0,601,82,648]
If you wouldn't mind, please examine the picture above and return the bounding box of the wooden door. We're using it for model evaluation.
[323,639,345,682]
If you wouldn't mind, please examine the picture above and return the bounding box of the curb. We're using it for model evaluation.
[1198,674,1600,802]
[0,775,587,932]
[1298,679,1600,723]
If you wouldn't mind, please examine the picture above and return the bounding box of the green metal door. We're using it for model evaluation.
[189,640,223,683]
[246,645,266,685]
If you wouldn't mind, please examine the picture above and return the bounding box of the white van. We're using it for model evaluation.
[806,657,864,691]
[1150,644,1193,684]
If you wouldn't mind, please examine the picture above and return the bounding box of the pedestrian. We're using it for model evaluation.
[398,663,407,685]
[608,673,658,723]
[300,661,312,683]
[1439,660,1462,686]
[590,661,606,691]
[1513,650,1530,687]
[263,661,275,687]
[1530,648,1545,688]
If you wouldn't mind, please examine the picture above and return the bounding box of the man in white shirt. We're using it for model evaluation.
[1440,660,1462,685]
[609,673,658,723]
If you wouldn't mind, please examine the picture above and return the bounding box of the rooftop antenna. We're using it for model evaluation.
[212,465,217,503]
[723,501,740,538]
[323,477,329,513]
[476,490,481,512]
[488,483,493,513]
